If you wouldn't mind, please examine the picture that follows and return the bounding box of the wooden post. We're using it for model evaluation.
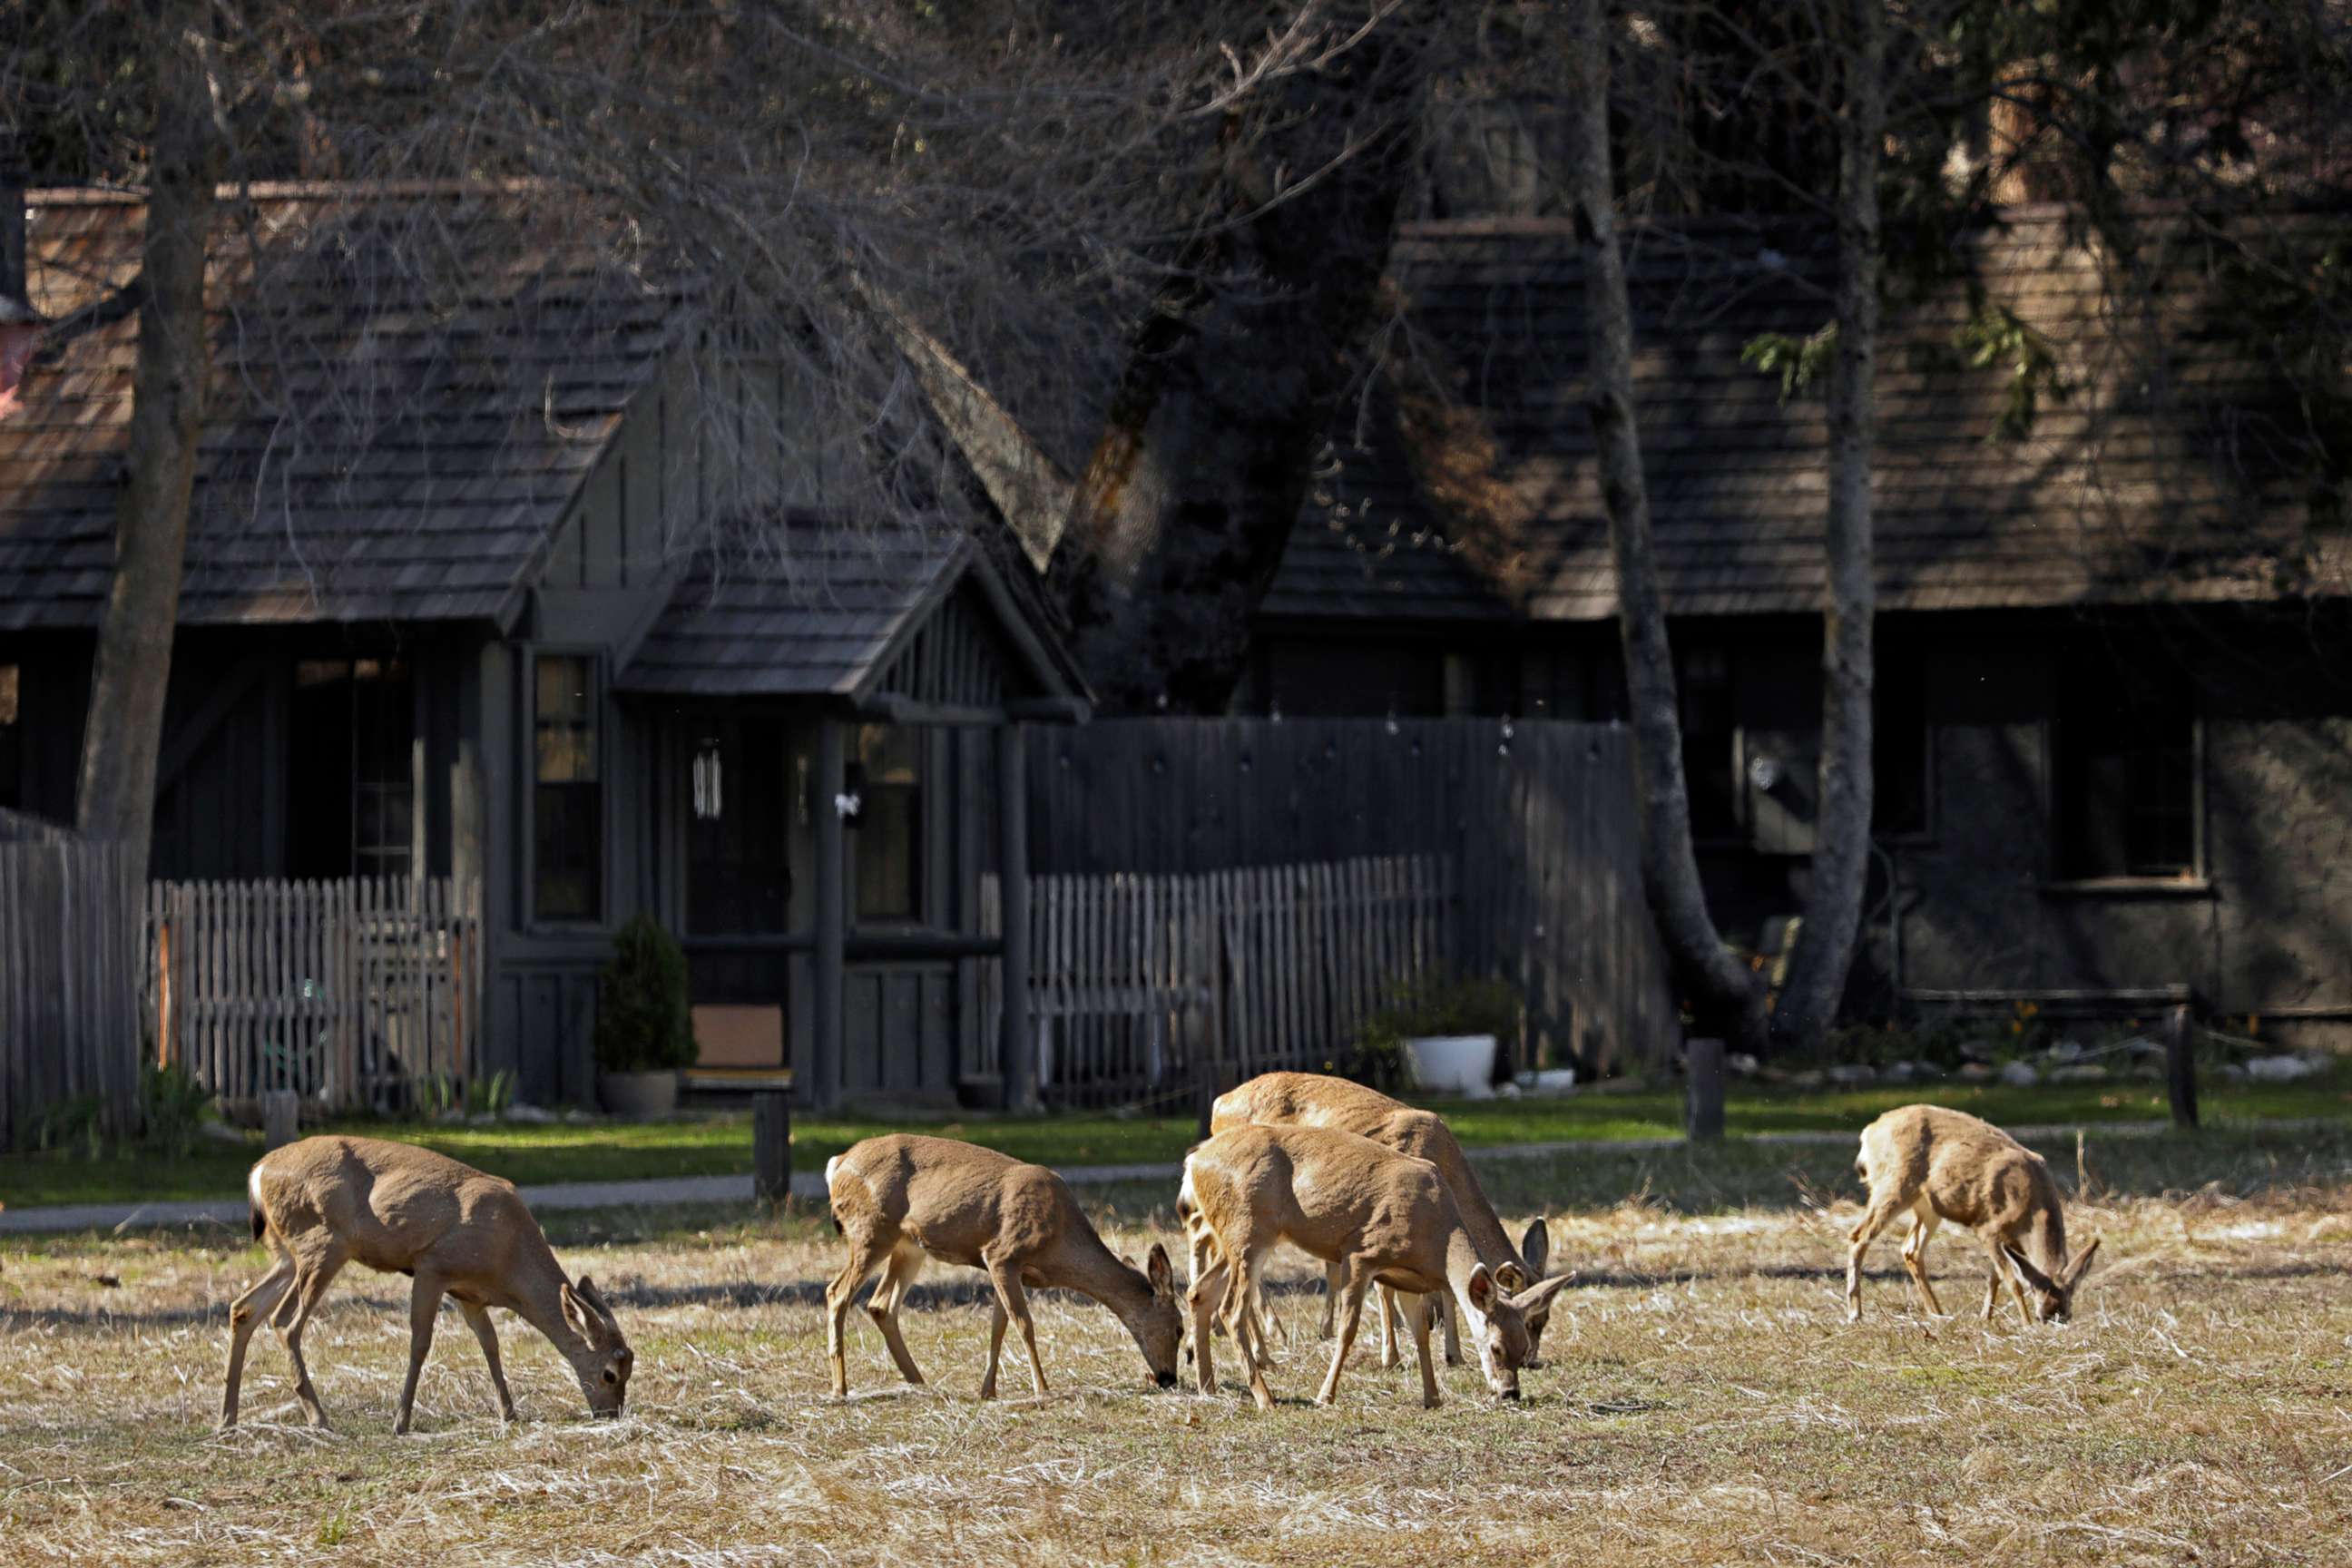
[1685,1037,1725,1143]
[2165,1002,2199,1130]
[752,1089,791,1204]
[998,723,1036,1112]
[262,1088,300,1152]
[811,718,847,1113]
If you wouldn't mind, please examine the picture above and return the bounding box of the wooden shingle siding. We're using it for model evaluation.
[1,185,686,629]
[1266,209,2352,626]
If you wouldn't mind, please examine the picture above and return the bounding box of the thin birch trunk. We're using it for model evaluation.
[1774,0,1885,1051]
[1563,0,1763,1050]
[74,0,220,891]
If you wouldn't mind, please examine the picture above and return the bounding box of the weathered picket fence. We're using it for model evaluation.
[0,811,143,1151]
[987,853,1453,1110]
[145,877,485,1112]
[1026,719,1682,1079]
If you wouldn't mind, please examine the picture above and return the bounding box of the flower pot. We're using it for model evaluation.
[1406,1034,1498,1099]
[597,1069,679,1119]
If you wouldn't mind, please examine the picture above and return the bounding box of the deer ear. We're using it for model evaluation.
[2062,1236,2102,1288]
[1520,1219,1552,1277]
[561,1282,593,1337]
[2003,1246,2059,1296]
[1465,1263,1496,1315]
[1509,1271,1576,1314]
[1494,1261,1531,1294]
[1147,1242,1174,1295]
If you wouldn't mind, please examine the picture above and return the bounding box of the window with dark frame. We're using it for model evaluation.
[851,722,922,922]
[1873,643,1931,838]
[1678,643,1740,840]
[0,663,19,812]
[534,654,603,920]
[2055,644,2198,880]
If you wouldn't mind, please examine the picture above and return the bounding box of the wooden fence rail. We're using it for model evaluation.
[145,877,485,1112]
[997,853,1453,1111]
[0,816,142,1152]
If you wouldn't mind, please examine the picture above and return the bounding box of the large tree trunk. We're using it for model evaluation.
[1772,0,1885,1052]
[1048,9,1436,714]
[74,0,219,888]
[1564,0,1765,1050]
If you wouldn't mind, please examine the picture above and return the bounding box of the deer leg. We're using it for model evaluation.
[980,1298,1011,1400]
[1436,1289,1462,1367]
[1980,1238,2009,1321]
[984,1255,1048,1398]
[458,1300,517,1423]
[1899,1207,1945,1318]
[1230,1246,1278,1411]
[1313,1261,1374,1408]
[276,1250,347,1429]
[219,1256,295,1431]
[1377,1286,1404,1370]
[1187,1252,1229,1395]
[1406,1290,1442,1410]
[1846,1191,1911,1322]
[866,1242,929,1388]
[1318,1258,1343,1338]
[825,1229,894,1399]
[393,1269,446,1436]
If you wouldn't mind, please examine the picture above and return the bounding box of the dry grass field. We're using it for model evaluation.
[4,1130,2349,1566]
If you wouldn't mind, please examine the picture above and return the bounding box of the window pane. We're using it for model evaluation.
[534,655,602,918]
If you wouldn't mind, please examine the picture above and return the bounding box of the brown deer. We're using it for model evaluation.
[1209,1072,1556,1367]
[220,1136,632,1434]
[1179,1123,1571,1409]
[1847,1104,2103,1324]
[823,1134,1184,1399]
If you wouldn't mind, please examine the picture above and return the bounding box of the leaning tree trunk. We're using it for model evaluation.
[1564,0,1765,1051]
[1048,7,1436,714]
[1771,0,1886,1052]
[75,0,219,889]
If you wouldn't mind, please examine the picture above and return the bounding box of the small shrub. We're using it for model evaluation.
[594,912,697,1073]
[138,1062,214,1158]
[1346,975,1523,1090]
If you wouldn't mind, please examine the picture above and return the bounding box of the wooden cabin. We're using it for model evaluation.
[0,182,1086,1111]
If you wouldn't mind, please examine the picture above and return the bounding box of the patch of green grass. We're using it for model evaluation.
[5,1061,2347,1210]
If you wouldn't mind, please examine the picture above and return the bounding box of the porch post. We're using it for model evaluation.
[997,722,1035,1112]
[811,715,847,1112]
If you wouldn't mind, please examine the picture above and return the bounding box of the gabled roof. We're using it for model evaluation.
[0,183,685,629]
[615,515,1089,714]
[1266,209,2352,624]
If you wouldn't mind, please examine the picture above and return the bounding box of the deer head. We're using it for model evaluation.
[560,1276,634,1416]
[1463,1262,1577,1400]
[2002,1237,2102,1323]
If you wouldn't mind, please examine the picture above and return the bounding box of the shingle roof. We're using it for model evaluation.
[0,183,685,629]
[617,516,1085,704]
[1264,210,2352,623]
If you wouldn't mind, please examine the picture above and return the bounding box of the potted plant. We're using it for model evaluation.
[593,913,697,1117]
[1356,975,1522,1099]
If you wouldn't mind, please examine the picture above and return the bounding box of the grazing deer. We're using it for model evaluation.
[220,1136,633,1434]
[823,1134,1183,1399]
[1210,1072,1556,1368]
[1847,1105,2103,1325]
[1179,1123,1571,1409]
